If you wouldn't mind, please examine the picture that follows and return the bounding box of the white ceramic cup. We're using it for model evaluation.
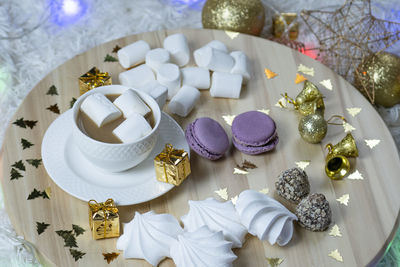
[71,85,161,172]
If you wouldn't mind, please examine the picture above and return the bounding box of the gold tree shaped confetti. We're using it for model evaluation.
[328,249,343,262]
[231,195,238,205]
[215,188,228,200]
[266,257,284,266]
[225,31,239,39]
[348,170,364,180]
[257,109,270,115]
[343,122,356,133]
[103,252,120,264]
[276,97,287,108]
[347,107,362,117]
[329,224,342,237]
[295,73,307,84]
[234,168,249,175]
[295,160,310,170]
[45,187,52,199]
[365,139,381,149]
[319,79,333,90]
[336,194,350,206]
[264,68,278,79]
[222,115,236,126]
[297,64,314,76]
[260,187,269,195]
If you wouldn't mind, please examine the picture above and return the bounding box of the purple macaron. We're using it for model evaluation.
[231,111,279,155]
[185,117,229,160]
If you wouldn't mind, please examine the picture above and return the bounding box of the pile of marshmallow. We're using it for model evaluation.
[117,33,251,117]
[117,190,297,267]
[80,89,152,143]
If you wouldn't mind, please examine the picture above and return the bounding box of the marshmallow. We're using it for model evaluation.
[156,63,181,100]
[168,85,200,117]
[210,72,243,99]
[181,67,210,90]
[145,48,170,72]
[163,33,190,67]
[119,65,155,88]
[80,93,122,127]
[139,81,168,108]
[112,113,152,143]
[113,89,151,118]
[194,46,234,72]
[118,40,150,69]
[230,51,251,84]
[205,40,228,53]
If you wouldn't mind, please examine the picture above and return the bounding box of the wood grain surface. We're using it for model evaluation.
[1,28,400,267]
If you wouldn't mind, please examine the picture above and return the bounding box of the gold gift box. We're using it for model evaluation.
[154,144,191,186]
[79,67,112,95]
[88,199,120,240]
[273,13,299,40]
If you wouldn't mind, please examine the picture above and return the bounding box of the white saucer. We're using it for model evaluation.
[42,110,189,206]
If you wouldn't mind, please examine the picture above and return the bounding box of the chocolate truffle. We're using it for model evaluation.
[295,193,332,231]
[275,167,310,204]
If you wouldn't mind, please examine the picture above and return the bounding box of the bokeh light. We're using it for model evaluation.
[49,0,87,26]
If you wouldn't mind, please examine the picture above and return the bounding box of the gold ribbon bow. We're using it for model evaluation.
[155,144,185,183]
[80,67,110,89]
[88,199,118,238]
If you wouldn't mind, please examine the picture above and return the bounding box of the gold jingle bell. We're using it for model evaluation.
[295,81,325,116]
[325,133,359,180]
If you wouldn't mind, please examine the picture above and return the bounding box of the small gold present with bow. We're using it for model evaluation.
[154,144,191,186]
[79,67,112,95]
[88,199,120,240]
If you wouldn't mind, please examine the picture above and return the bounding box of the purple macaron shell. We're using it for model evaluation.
[231,111,279,154]
[185,117,229,160]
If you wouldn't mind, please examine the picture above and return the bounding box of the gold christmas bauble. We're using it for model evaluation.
[202,0,265,36]
[298,113,327,144]
[354,52,400,108]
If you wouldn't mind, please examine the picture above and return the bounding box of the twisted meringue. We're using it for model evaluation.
[235,190,297,246]
[181,197,247,248]
[170,226,237,267]
[116,211,183,266]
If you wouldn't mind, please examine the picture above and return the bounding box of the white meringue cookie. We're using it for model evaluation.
[170,226,237,267]
[117,211,183,266]
[181,197,247,248]
[235,190,297,246]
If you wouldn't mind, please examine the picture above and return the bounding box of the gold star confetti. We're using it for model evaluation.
[348,170,363,180]
[295,160,310,170]
[328,249,343,262]
[222,115,236,126]
[44,187,52,199]
[265,68,278,79]
[260,187,269,195]
[329,224,342,237]
[365,139,381,149]
[347,107,362,117]
[343,122,356,133]
[215,188,228,200]
[337,194,350,206]
[257,109,270,115]
[231,195,238,205]
[295,73,307,84]
[225,31,239,39]
[297,64,314,76]
[234,168,249,175]
[276,97,287,108]
[319,79,333,90]
[266,257,284,267]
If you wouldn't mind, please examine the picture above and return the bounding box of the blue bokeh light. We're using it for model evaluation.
[167,0,206,10]
[49,0,87,26]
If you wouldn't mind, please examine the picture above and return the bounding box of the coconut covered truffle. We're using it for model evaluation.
[275,167,310,204]
[295,193,332,231]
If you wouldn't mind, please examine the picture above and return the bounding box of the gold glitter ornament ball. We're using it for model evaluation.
[202,0,265,36]
[354,52,400,108]
[298,114,327,144]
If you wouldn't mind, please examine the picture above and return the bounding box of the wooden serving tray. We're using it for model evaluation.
[1,29,399,267]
